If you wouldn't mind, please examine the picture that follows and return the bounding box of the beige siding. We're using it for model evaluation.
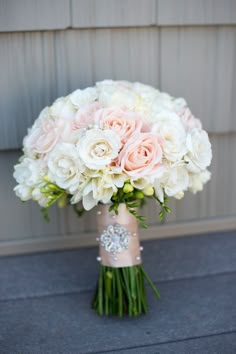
[0,1,235,254]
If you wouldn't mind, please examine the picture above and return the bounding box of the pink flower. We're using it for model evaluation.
[118,133,163,177]
[94,107,143,145]
[179,107,202,131]
[73,102,101,130]
[24,117,72,155]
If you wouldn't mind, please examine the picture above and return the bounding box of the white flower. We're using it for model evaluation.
[13,157,47,201]
[70,87,98,108]
[188,170,211,193]
[14,185,32,201]
[77,128,121,170]
[154,164,189,199]
[81,174,118,210]
[185,129,212,173]
[14,157,47,186]
[173,97,187,114]
[97,81,138,110]
[49,97,75,120]
[152,113,187,162]
[47,143,85,193]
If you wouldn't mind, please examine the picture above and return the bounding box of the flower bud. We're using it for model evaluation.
[123,183,134,193]
[143,185,154,196]
[134,190,144,199]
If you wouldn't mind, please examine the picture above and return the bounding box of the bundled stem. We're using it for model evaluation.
[92,265,160,317]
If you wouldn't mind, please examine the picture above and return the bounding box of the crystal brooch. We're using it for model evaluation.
[100,223,130,254]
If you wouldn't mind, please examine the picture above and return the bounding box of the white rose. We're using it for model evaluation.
[188,170,211,193]
[77,128,121,170]
[47,143,85,193]
[185,129,212,173]
[152,113,187,162]
[70,87,98,108]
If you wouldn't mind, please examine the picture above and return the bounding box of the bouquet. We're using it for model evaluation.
[13,80,212,316]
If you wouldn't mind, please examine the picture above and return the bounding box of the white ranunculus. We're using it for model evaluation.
[77,128,121,170]
[47,143,85,193]
[188,170,211,193]
[70,87,98,108]
[185,129,212,173]
[152,113,187,162]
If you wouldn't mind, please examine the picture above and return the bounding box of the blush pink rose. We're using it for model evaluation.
[179,107,202,131]
[73,102,101,130]
[24,117,72,155]
[118,132,163,177]
[94,107,143,145]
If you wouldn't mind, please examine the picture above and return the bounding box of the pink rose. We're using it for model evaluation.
[179,108,202,131]
[118,133,163,177]
[94,107,143,145]
[24,117,72,155]
[73,102,101,130]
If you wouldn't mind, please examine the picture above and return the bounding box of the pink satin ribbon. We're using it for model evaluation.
[97,204,142,268]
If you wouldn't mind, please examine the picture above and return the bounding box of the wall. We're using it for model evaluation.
[0,0,236,255]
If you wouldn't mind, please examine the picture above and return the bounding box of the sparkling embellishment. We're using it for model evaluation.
[96,256,101,262]
[140,246,143,251]
[132,232,137,237]
[100,223,130,254]
[97,210,102,215]
[136,256,141,261]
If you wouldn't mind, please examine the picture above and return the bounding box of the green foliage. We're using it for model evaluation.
[110,183,171,227]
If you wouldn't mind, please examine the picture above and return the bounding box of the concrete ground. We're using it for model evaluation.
[0,231,236,353]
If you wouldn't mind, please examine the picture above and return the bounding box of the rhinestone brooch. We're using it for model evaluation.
[100,223,130,254]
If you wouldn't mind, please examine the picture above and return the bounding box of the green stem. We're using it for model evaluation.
[92,264,160,316]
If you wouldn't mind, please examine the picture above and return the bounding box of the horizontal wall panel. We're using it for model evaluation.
[72,0,156,28]
[1,133,235,243]
[160,26,236,133]
[0,0,70,32]
[0,28,159,150]
[158,0,236,25]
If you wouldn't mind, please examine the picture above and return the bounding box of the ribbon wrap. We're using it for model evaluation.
[97,204,141,268]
